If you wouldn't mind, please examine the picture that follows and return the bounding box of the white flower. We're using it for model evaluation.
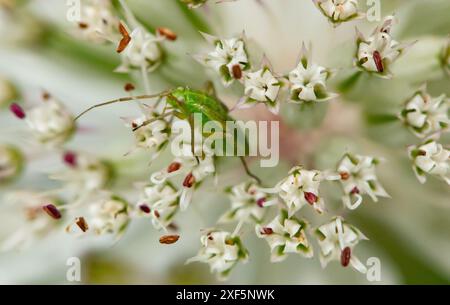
[51,152,115,194]
[126,114,170,153]
[241,66,282,114]
[315,217,368,273]
[0,145,24,184]
[337,153,389,210]
[136,182,180,230]
[85,194,130,237]
[400,87,449,138]
[288,43,336,103]
[196,32,250,87]
[1,191,62,251]
[408,140,449,185]
[186,230,248,280]
[272,166,338,216]
[219,181,277,224]
[117,26,163,73]
[74,0,118,43]
[0,77,17,107]
[256,210,313,262]
[23,96,76,146]
[181,0,209,8]
[313,0,363,25]
[356,16,413,78]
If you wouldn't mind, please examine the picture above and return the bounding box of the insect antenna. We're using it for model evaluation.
[75,91,171,121]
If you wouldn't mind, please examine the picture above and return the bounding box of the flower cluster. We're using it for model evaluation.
[398,84,449,184]
[188,153,386,279]
[197,35,337,114]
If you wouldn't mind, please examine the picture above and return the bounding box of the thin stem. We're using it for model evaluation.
[232,218,246,237]
[75,91,170,120]
[119,0,139,28]
[239,156,262,185]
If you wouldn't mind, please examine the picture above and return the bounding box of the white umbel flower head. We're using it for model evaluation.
[337,153,389,210]
[313,0,364,26]
[0,145,24,184]
[219,181,277,224]
[355,16,414,78]
[288,43,337,103]
[126,114,170,153]
[399,87,449,138]
[11,95,76,146]
[74,0,118,43]
[408,140,449,185]
[186,230,248,280]
[256,210,313,262]
[116,26,163,73]
[314,217,368,273]
[272,166,339,216]
[136,182,180,230]
[51,152,115,194]
[196,32,250,87]
[240,65,283,114]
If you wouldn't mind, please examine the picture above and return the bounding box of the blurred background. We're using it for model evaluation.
[0,0,449,284]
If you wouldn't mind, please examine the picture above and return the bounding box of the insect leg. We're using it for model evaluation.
[132,111,176,131]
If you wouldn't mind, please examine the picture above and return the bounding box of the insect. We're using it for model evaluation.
[75,83,261,184]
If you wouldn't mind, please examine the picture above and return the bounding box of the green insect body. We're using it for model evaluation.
[168,87,231,125]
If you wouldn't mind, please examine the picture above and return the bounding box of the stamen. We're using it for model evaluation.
[117,22,131,53]
[159,234,180,244]
[350,187,360,194]
[10,103,26,119]
[78,22,88,29]
[42,204,62,220]
[256,197,266,208]
[167,162,181,173]
[139,204,151,214]
[340,172,350,180]
[124,83,135,92]
[63,151,77,167]
[183,173,195,188]
[75,217,89,232]
[232,64,242,79]
[304,192,318,205]
[261,227,273,235]
[157,27,177,41]
[340,246,351,267]
[373,50,384,73]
